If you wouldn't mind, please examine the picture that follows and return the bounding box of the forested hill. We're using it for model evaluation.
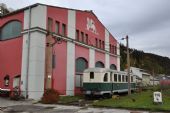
[120,44,170,75]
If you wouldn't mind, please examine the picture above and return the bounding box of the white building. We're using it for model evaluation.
[130,67,151,86]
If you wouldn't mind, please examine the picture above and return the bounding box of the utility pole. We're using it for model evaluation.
[126,35,131,95]
[121,35,131,95]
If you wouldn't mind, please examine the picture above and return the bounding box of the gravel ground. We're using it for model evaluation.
[0,97,151,113]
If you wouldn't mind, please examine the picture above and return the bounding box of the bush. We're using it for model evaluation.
[41,89,59,104]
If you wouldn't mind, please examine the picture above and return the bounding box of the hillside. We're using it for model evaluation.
[120,44,170,75]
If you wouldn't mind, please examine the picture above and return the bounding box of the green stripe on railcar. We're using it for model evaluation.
[83,83,112,91]
[83,83,136,91]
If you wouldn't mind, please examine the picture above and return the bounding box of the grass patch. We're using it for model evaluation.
[58,95,83,104]
[93,90,170,112]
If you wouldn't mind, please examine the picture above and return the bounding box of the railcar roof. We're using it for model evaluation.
[83,68,109,73]
[83,68,128,74]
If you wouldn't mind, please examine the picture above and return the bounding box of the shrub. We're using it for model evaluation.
[41,89,59,104]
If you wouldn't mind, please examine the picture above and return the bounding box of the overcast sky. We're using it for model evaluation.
[1,0,170,57]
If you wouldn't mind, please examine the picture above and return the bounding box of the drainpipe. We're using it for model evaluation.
[25,6,32,99]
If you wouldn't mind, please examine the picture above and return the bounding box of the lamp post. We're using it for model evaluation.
[122,35,131,95]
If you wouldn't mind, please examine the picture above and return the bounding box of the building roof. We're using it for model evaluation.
[0,3,117,41]
[130,67,151,79]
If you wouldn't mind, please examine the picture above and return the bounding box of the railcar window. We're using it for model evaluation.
[103,73,108,82]
[118,75,121,82]
[126,76,128,82]
[90,72,94,79]
[122,75,125,82]
[110,72,113,82]
[114,74,117,82]
[131,76,133,82]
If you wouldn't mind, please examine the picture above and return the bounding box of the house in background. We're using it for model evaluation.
[0,3,120,99]
[130,67,151,86]
[160,75,170,89]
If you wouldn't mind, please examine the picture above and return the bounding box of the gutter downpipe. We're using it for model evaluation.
[25,6,31,99]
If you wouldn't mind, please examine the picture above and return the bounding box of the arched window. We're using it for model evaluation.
[95,61,104,68]
[76,57,88,73]
[4,75,10,86]
[103,73,108,82]
[75,57,88,87]
[0,21,22,40]
[110,64,117,70]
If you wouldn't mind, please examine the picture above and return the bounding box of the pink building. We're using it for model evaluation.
[0,3,120,99]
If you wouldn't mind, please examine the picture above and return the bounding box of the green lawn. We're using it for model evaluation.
[93,90,170,111]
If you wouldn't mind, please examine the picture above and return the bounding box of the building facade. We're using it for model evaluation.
[0,3,120,99]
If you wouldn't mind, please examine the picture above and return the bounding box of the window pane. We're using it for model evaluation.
[126,76,128,82]
[62,24,66,36]
[76,58,88,73]
[55,21,60,34]
[112,46,115,54]
[118,75,121,82]
[99,40,101,48]
[131,76,133,82]
[122,75,125,82]
[102,41,105,49]
[114,74,117,82]
[95,61,104,68]
[4,75,10,86]
[90,72,94,79]
[115,46,117,54]
[110,64,117,70]
[85,34,88,44]
[95,38,98,47]
[109,44,112,52]
[76,74,83,87]
[81,32,84,43]
[1,21,22,40]
[76,30,79,41]
[104,73,108,82]
[110,72,113,81]
[48,18,53,32]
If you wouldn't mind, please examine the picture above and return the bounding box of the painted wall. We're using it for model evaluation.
[47,6,68,95]
[76,11,105,46]
[21,5,47,99]
[0,38,23,90]
[52,41,67,95]
[47,6,68,34]
[0,12,24,90]
[0,4,119,98]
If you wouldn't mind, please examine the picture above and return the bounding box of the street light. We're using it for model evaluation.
[121,35,131,95]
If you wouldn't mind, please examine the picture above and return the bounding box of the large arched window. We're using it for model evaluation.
[110,64,117,70]
[76,57,88,73]
[75,57,88,88]
[0,21,22,40]
[95,61,104,68]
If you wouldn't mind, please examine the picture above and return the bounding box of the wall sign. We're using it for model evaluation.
[86,17,98,35]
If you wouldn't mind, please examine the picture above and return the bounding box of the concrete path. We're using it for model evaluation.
[0,97,152,113]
